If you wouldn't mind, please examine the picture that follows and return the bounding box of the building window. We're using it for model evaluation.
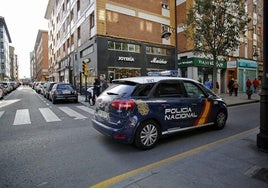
[77,0,80,12]
[108,41,140,53]
[77,26,81,40]
[69,9,74,22]
[146,46,171,56]
[70,34,74,45]
[90,12,95,28]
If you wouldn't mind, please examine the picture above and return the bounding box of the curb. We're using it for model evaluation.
[227,100,260,107]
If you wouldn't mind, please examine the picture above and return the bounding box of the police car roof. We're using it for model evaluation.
[112,76,197,84]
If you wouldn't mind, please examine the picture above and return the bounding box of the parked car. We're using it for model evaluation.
[44,82,57,99]
[0,81,12,93]
[0,85,4,99]
[92,76,228,150]
[50,83,78,104]
[35,82,45,94]
[0,83,7,97]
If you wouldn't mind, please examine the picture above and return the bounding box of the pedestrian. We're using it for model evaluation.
[215,81,219,94]
[253,78,259,93]
[246,78,252,89]
[228,78,234,96]
[204,79,212,89]
[232,80,240,96]
[91,77,100,105]
[100,74,109,93]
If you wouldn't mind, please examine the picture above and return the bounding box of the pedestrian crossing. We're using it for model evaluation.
[0,105,95,126]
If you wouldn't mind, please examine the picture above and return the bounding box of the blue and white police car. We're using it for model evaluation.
[92,76,228,150]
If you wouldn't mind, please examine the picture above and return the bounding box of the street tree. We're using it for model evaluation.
[185,0,250,92]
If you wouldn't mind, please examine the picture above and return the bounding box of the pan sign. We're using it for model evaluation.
[118,56,135,62]
[178,57,226,68]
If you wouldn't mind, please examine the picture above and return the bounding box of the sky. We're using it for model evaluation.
[0,0,49,79]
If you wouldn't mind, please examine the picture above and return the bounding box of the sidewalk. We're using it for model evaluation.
[78,92,261,108]
[218,92,260,106]
[78,93,267,188]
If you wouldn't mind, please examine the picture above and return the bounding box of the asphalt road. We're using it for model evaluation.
[0,86,261,188]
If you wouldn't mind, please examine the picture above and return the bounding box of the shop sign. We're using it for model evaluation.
[118,56,135,62]
[178,57,226,68]
[178,59,194,66]
[237,59,258,68]
[227,61,237,68]
[150,57,168,64]
[196,58,226,68]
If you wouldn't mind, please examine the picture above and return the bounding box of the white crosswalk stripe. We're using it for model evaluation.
[0,111,4,118]
[13,109,31,125]
[76,105,95,115]
[58,106,87,120]
[0,105,94,125]
[39,107,61,122]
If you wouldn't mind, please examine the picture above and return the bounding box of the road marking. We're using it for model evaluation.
[58,106,87,119]
[90,127,258,188]
[0,111,4,118]
[39,108,61,122]
[13,109,31,125]
[0,99,21,108]
[76,105,95,115]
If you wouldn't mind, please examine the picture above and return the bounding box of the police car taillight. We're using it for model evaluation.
[111,100,135,110]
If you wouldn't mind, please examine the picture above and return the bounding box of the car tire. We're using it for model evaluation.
[52,96,57,104]
[134,120,160,150]
[214,111,227,130]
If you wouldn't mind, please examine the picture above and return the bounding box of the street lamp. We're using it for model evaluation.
[161,30,172,39]
[161,0,178,71]
[257,0,268,152]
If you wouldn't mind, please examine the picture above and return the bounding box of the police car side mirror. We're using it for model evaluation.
[207,95,214,101]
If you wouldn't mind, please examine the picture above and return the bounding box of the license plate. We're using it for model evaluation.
[62,90,71,94]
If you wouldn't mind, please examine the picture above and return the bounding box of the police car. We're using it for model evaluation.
[92,76,228,150]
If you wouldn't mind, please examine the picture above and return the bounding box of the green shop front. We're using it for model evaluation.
[178,57,227,93]
[237,59,258,92]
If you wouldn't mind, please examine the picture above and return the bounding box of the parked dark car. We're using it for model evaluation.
[44,82,57,99]
[92,76,228,150]
[50,83,78,104]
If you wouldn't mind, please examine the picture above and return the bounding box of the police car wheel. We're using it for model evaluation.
[214,111,227,130]
[134,120,160,150]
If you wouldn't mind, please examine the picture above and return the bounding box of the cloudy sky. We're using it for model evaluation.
[0,0,49,79]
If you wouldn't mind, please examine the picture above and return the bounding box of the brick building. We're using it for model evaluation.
[33,30,49,81]
[45,0,177,88]
[177,0,263,92]
[44,0,263,93]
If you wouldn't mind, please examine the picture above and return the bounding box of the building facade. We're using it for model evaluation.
[9,46,19,81]
[0,16,12,81]
[177,0,263,93]
[45,0,177,89]
[33,30,49,81]
[44,0,263,93]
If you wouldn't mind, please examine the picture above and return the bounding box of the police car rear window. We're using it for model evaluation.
[132,83,155,97]
[104,83,136,98]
